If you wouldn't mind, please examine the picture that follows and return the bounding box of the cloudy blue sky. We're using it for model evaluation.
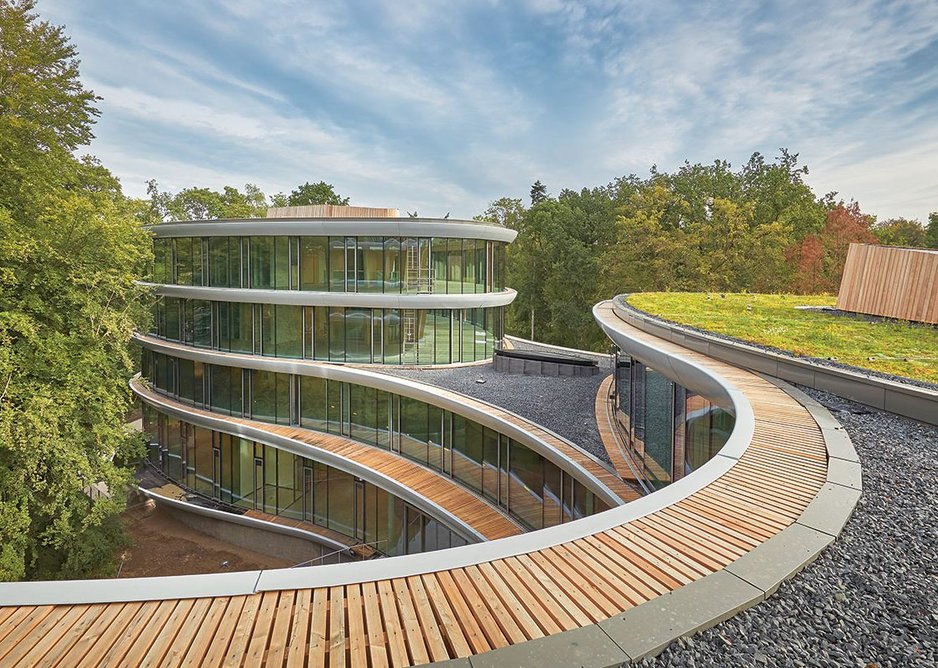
[41,0,938,221]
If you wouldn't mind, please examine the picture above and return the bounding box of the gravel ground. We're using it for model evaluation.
[643,386,937,668]
[378,362,613,465]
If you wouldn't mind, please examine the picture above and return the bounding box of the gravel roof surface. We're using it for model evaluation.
[377,362,613,465]
[643,386,937,668]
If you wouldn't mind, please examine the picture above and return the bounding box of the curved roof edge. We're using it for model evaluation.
[148,218,518,243]
[141,283,517,309]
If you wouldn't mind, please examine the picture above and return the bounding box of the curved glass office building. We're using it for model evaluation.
[136,208,622,558]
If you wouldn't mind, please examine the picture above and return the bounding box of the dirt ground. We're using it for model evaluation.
[117,501,292,578]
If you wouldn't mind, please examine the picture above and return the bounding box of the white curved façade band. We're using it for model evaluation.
[148,218,518,243]
[140,283,517,308]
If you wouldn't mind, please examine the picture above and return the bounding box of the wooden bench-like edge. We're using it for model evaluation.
[463,376,862,667]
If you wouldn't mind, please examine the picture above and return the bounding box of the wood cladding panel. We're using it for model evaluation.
[836,243,938,324]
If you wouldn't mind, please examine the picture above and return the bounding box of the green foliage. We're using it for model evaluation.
[628,293,938,384]
[872,218,926,248]
[923,212,938,249]
[475,196,524,230]
[146,181,267,221]
[280,180,350,207]
[0,0,150,580]
[484,151,896,350]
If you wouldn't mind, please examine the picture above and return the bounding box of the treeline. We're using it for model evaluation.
[479,153,938,350]
[143,180,349,222]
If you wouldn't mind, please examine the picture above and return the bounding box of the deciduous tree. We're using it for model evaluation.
[0,0,150,580]
[280,181,350,207]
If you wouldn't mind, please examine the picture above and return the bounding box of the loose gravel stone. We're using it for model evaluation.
[642,386,937,668]
[377,362,613,464]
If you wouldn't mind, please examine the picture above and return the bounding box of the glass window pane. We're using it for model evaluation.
[275,305,303,358]
[358,237,383,293]
[192,299,212,348]
[300,376,327,432]
[383,310,401,364]
[208,237,228,287]
[645,368,674,488]
[251,370,277,423]
[329,237,346,290]
[164,297,181,341]
[300,237,328,291]
[194,426,213,495]
[174,238,193,285]
[345,308,371,362]
[349,384,377,444]
[509,441,544,529]
[431,238,447,293]
[251,237,274,289]
[274,236,290,289]
[447,238,462,294]
[399,396,428,465]
[383,238,401,293]
[327,468,356,536]
[482,427,499,503]
[260,304,275,355]
[313,306,329,360]
[152,238,169,284]
[329,307,345,361]
[229,238,242,288]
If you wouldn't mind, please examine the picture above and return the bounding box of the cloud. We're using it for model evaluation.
[37,0,938,221]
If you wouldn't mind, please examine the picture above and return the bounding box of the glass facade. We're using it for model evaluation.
[150,297,502,365]
[150,235,507,294]
[141,405,467,556]
[142,350,608,530]
[613,352,734,490]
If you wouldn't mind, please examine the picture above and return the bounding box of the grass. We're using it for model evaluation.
[626,292,938,385]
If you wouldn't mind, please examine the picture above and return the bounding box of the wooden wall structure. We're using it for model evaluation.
[267,205,399,218]
[836,243,938,325]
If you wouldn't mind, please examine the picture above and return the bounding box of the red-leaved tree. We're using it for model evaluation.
[787,202,876,293]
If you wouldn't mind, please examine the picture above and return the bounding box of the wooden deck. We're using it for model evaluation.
[134,382,524,543]
[0,310,832,667]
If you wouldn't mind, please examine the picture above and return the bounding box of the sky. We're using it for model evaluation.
[40,0,938,222]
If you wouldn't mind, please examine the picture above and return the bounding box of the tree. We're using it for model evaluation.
[873,218,926,247]
[280,181,350,207]
[530,180,548,205]
[923,212,938,249]
[474,197,525,230]
[0,1,150,580]
[787,202,876,293]
[146,181,268,221]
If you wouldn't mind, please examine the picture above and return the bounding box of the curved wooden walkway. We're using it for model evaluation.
[133,381,524,542]
[0,307,833,667]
